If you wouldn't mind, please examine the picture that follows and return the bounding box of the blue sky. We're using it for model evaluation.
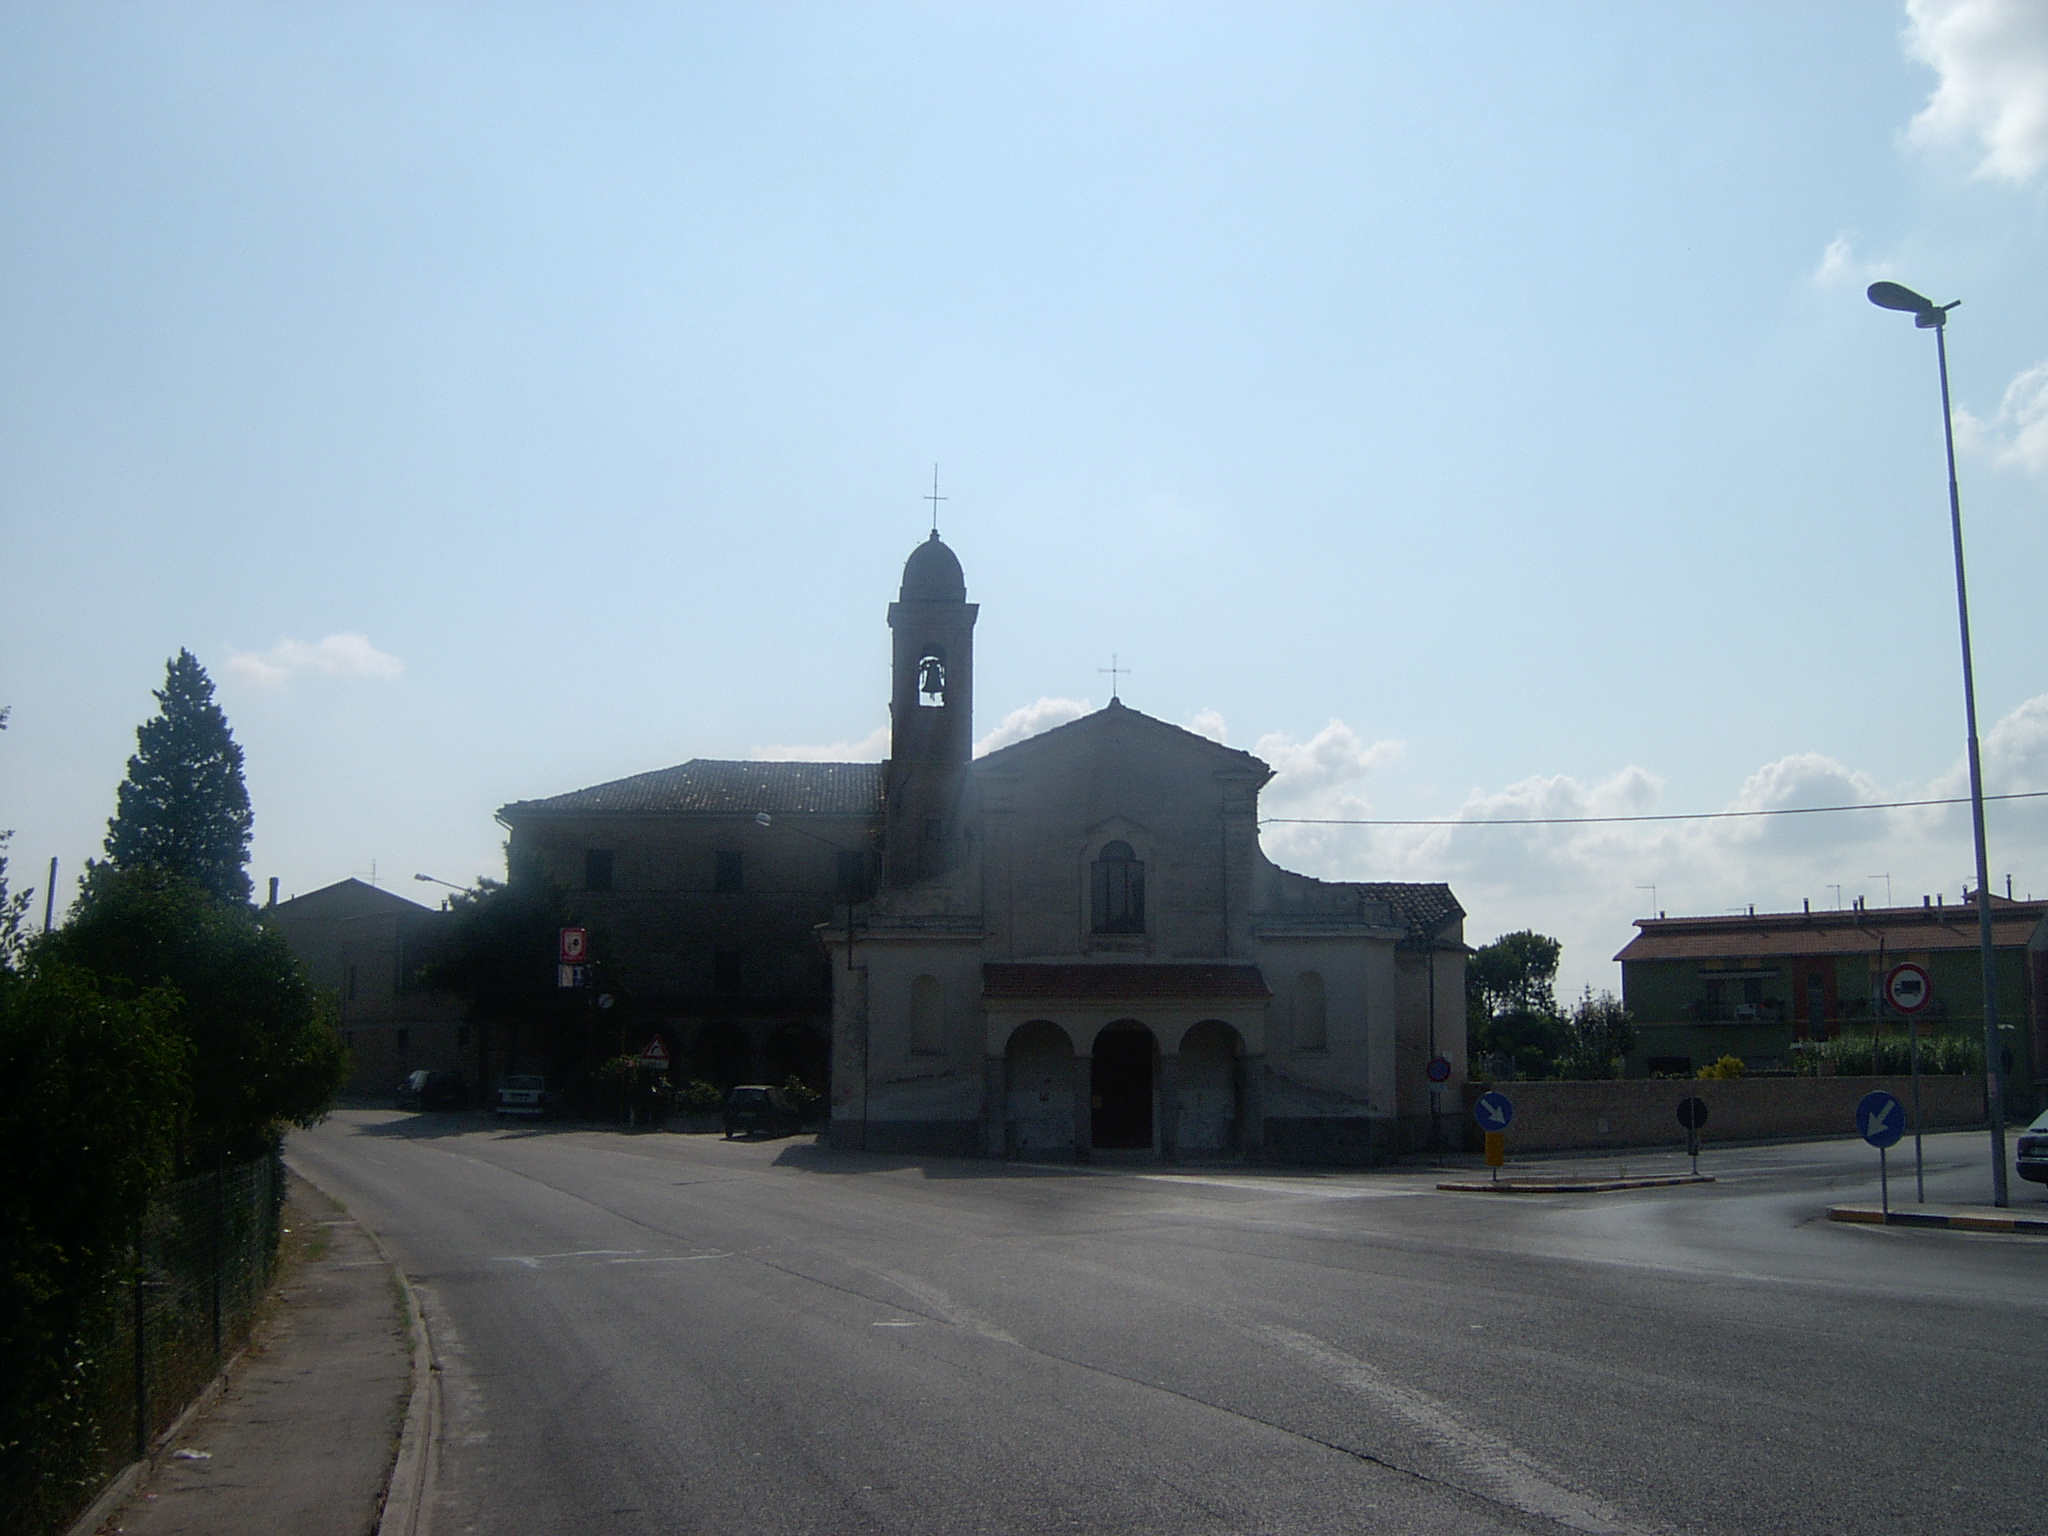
[3,1,2045,994]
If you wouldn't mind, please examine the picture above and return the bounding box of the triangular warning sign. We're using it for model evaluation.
[639,1038,670,1065]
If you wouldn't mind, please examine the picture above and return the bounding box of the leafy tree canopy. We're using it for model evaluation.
[103,650,253,906]
[0,708,32,971]
[419,858,585,1025]
[45,865,345,1167]
[1467,929,1561,1021]
[1555,987,1637,1080]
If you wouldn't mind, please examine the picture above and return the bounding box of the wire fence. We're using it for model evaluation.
[3,1152,284,1536]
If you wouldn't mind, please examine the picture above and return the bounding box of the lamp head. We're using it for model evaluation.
[1868,280,1934,314]
[755,812,773,827]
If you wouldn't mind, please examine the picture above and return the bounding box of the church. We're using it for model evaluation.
[499,531,1466,1163]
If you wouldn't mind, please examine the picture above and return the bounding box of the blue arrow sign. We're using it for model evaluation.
[1473,1090,1515,1131]
[1857,1090,1905,1149]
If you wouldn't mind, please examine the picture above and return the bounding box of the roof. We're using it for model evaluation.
[982,963,1272,1002]
[900,532,967,602]
[976,699,1270,778]
[500,760,886,819]
[1615,898,2048,964]
[1354,882,1465,943]
[265,877,437,920]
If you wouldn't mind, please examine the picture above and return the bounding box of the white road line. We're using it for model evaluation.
[1256,1324,1654,1536]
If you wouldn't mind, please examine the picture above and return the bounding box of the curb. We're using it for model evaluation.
[1436,1174,1716,1194]
[281,1157,441,1536]
[61,1341,254,1536]
[1828,1202,2048,1234]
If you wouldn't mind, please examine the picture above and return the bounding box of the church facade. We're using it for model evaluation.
[502,532,1466,1163]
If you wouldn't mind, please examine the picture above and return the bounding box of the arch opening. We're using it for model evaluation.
[1177,1019,1243,1157]
[1004,1020,1076,1157]
[1091,1021,1157,1150]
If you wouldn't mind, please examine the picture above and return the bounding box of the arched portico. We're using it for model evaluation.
[1001,1020,1079,1158]
[1175,1019,1244,1158]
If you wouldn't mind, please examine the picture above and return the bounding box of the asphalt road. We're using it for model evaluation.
[290,1113,2047,1536]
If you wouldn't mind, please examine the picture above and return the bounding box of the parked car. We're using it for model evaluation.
[396,1069,467,1112]
[2018,1107,2048,1186]
[723,1084,802,1138]
[495,1074,561,1119]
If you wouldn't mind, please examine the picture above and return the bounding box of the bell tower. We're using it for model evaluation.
[884,532,977,886]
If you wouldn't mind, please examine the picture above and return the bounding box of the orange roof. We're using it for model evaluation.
[1615,898,2048,964]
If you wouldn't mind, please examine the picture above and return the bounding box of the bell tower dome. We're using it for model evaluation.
[885,532,977,886]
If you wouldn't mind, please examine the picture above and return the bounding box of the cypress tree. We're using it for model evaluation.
[103,650,254,905]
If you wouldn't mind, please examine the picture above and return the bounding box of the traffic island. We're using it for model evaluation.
[1828,1202,2048,1234]
[1436,1174,1714,1194]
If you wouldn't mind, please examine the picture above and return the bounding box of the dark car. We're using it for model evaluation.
[396,1069,468,1112]
[2018,1107,2048,1186]
[723,1084,802,1138]
[494,1074,561,1119]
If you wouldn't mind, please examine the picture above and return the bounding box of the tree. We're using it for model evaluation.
[44,865,345,1167]
[1556,987,1636,1080]
[1466,930,1566,1079]
[0,708,33,971]
[102,651,253,906]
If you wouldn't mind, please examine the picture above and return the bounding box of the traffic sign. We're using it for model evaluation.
[1473,1090,1515,1131]
[1857,1090,1905,1149]
[1676,1096,1709,1131]
[559,927,588,964]
[639,1037,670,1070]
[557,963,588,990]
[1426,1055,1452,1084]
[1883,962,1932,1016]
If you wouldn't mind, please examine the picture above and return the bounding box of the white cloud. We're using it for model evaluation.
[1186,709,1231,744]
[975,697,1091,756]
[1955,360,2048,475]
[1243,696,2048,998]
[1812,234,1887,286]
[225,632,403,686]
[754,724,888,762]
[1905,0,2048,182]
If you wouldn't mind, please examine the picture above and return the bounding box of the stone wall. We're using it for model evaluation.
[1459,1075,1987,1153]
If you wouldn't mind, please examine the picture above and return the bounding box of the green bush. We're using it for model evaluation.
[678,1079,722,1115]
[1790,1033,1984,1076]
[1696,1054,1746,1080]
[781,1075,823,1119]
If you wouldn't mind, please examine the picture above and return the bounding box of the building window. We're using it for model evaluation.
[346,964,359,1002]
[714,850,743,893]
[836,849,869,900]
[584,848,614,891]
[713,948,743,994]
[1090,841,1145,934]
[1294,971,1328,1051]
[395,1027,409,1051]
[1701,979,1724,1021]
[910,974,943,1055]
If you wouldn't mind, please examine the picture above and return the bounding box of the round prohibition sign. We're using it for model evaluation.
[1883,962,1932,1016]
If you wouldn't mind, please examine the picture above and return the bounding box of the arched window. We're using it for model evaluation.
[910,974,943,1055]
[916,650,947,706]
[1294,970,1327,1051]
[1091,841,1145,934]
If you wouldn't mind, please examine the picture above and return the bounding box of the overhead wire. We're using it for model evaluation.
[1260,788,2048,829]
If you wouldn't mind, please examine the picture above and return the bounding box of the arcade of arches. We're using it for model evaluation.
[1001,1017,1246,1160]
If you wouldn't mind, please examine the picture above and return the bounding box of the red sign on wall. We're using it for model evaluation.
[559,927,588,964]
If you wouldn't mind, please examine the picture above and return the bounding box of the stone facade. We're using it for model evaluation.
[497,532,1467,1162]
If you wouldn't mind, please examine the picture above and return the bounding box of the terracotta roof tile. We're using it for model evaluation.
[501,759,885,819]
[1615,901,2048,963]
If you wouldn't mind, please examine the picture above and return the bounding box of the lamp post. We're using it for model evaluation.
[1867,279,2008,1207]
[413,872,467,893]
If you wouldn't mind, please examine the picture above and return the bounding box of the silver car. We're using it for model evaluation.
[2018,1107,2048,1186]
[494,1074,558,1118]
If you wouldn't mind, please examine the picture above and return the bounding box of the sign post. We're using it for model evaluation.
[1884,962,1933,1203]
[1676,1096,1709,1176]
[558,927,590,990]
[1473,1091,1515,1184]
[1858,1089,1906,1215]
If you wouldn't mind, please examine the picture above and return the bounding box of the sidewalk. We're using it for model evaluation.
[83,1171,415,1536]
[1828,1200,2048,1234]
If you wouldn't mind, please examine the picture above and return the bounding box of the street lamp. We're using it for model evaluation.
[413,872,467,891]
[1867,279,2009,1207]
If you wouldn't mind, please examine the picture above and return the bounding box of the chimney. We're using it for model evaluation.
[267,876,279,908]
[1802,897,1810,913]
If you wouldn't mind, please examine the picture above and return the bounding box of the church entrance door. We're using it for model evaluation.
[1091,1024,1155,1150]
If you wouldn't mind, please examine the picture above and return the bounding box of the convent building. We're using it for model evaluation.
[500,531,1467,1162]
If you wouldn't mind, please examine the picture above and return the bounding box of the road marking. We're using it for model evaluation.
[605,1252,732,1265]
[1257,1324,1651,1536]
[491,1249,645,1268]
[1131,1174,1422,1200]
